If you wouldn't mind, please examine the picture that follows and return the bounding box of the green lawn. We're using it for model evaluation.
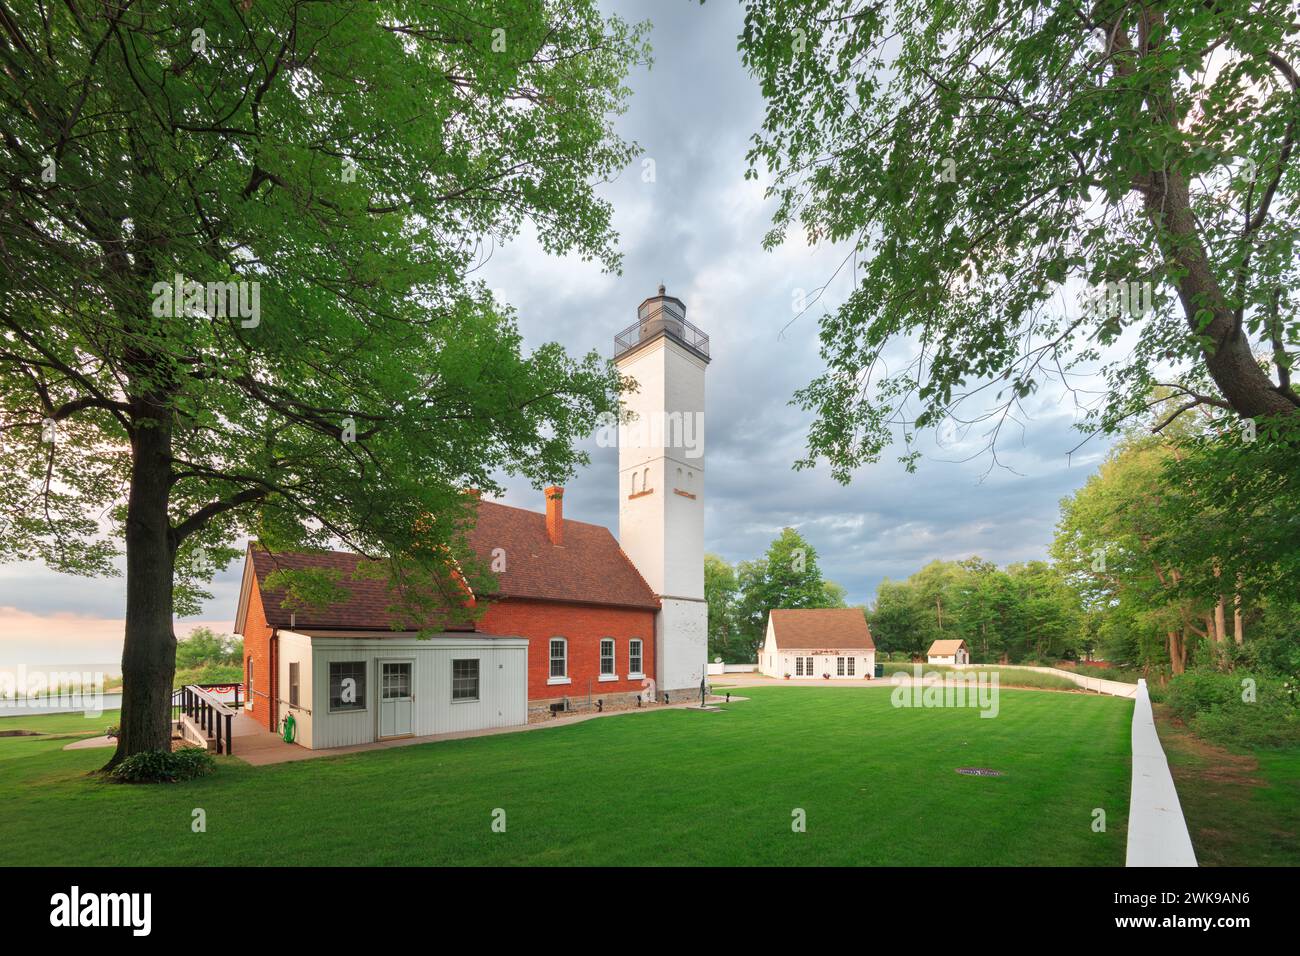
[1154,703,1300,866]
[0,687,1132,866]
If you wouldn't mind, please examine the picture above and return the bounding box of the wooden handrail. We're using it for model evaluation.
[177,684,237,755]
[186,683,237,716]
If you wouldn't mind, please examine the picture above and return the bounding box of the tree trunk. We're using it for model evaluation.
[1143,169,1299,419]
[104,418,176,770]
[1233,592,1244,645]
[1168,630,1186,675]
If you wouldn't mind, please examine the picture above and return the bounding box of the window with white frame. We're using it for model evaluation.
[329,661,366,712]
[847,657,856,676]
[837,657,846,676]
[452,659,480,701]
[600,638,615,676]
[629,639,643,677]
[289,662,300,707]
[549,638,568,678]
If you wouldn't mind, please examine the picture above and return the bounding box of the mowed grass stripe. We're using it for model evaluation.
[0,687,1131,866]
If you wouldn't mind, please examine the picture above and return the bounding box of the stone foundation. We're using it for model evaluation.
[525,683,722,722]
[527,686,644,717]
[660,685,710,705]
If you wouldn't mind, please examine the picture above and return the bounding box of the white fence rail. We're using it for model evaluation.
[707,663,757,675]
[953,663,1139,698]
[1125,679,1197,866]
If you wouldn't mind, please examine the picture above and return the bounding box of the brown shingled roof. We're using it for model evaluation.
[466,500,658,610]
[768,608,875,649]
[246,497,659,630]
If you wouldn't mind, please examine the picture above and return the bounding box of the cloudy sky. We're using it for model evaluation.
[1,0,1112,669]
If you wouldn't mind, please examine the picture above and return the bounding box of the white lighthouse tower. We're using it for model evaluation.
[614,285,709,700]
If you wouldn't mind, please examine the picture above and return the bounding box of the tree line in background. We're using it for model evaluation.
[707,400,1299,696]
[1053,402,1299,685]
[870,559,1082,664]
[706,399,1298,747]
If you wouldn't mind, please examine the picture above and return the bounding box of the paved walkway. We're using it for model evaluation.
[233,696,744,766]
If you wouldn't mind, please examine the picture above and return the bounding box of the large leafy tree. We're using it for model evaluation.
[174,627,242,669]
[738,0,1300,478]
[735,527,845,652]
[950,557,1004,661]
[1053,432,1223,674]
[1054,411,1299,677]
[1153,425,1300,607]
[704,553,744,663]
[868,578,932,659]
[0,1,647,765]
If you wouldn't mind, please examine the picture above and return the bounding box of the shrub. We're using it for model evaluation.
[109,747,215,783]
[1190,704,1300,750]
[1164,671,1247,722]
[1164,669,1300,750]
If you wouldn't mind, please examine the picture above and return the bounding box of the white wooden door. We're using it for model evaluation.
[379,661,414,738]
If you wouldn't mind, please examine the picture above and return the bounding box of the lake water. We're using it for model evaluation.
[0,687,239,718]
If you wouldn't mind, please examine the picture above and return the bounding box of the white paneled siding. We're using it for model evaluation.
[286,631,527,750]
[757,621,875,679]
[279,631,315,748]
[766,651,875,679]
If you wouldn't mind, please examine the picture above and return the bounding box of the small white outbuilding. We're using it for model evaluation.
[759,608,876,680]
[926,639,970,665]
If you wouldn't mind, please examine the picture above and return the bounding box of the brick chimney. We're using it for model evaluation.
[544,486,564,545]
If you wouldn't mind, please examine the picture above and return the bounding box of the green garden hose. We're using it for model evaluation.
[282,712,296,743]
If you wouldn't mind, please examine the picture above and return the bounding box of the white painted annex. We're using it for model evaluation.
[758,608,877,680]
[615,287,709,698]
[275,629,527,750]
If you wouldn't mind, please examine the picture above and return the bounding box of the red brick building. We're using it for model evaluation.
[233,285,709,750]
[233,488,660,744]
